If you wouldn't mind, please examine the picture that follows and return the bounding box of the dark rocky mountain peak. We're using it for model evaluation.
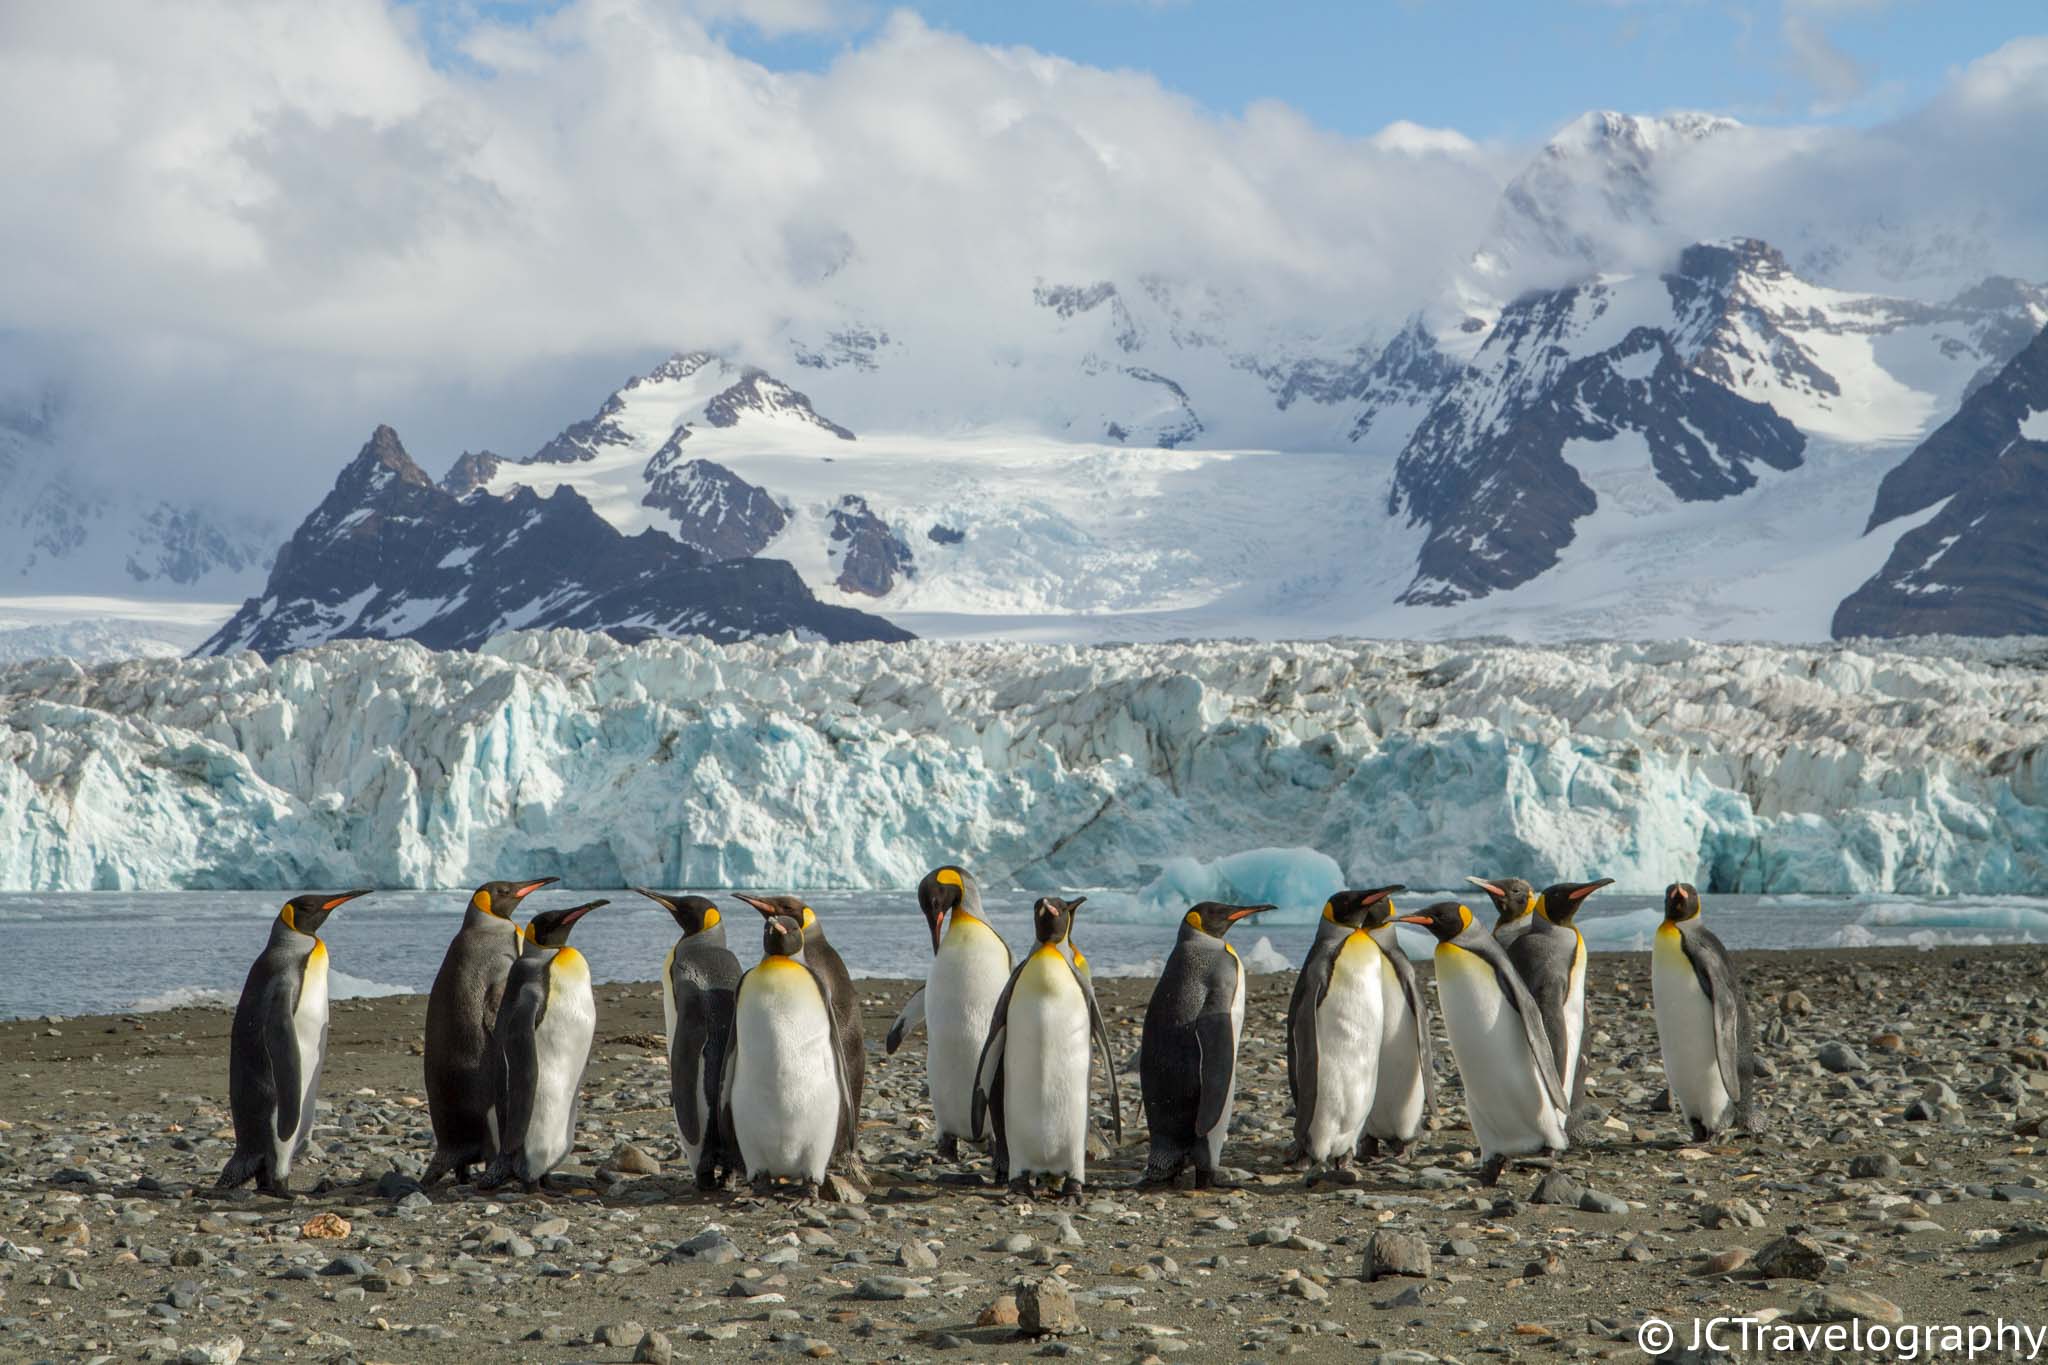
[441,450,503,497]
[829,494,915,597]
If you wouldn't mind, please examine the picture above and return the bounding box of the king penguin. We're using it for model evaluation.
[219,890,372,1194]
[636,889,744,1189]
[734,895,865,1147]
[972,896,1121,1201]
[424,877,558,1184]
[1286,886,1403,1179]
[1397,900,1567,1185]
[483,900,606,1191]
[1652,882,1758,1141]
[885,866,1014,1162]
[1138,901,1273,1188]
[1508,878,1613,1137]
[718,914,858,1197]
[1466,876,1539,947]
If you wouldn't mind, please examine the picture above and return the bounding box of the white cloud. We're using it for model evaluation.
[0,2,2041,516]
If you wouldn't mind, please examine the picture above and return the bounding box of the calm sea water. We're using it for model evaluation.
[1,889,2044,1021]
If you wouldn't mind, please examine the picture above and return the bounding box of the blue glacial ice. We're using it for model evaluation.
[1,629,2046,896]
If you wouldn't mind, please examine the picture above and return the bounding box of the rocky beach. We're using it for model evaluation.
[1,944,2045,1364]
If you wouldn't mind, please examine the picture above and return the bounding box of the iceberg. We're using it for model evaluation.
[1,629,2045,895]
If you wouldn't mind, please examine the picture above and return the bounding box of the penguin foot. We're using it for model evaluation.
[1136,1165,1182,1189]
[802,1181,823,1203]
[1058,1178,1084,1205]
[750,1173,778,1198]
[1477,1154,1508,1187]
[1356,1135,1382,1163]
[1688,1119,1712,1145]
[1192,1167,1215,1191]
[1381,1137,1414,1162]
[1007,1175,1036,1199]
[936,1134,960,1163]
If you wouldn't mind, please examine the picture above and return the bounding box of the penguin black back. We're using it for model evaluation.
[636,888,744,1189]
[220,890,372,1195]
[1139,901,1272,1186]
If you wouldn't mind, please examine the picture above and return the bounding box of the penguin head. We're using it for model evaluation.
[1663,882,1703,924]
[760,913,808,960]
[1465,876,1536,927]
[279,889,373,937]
[1535,878,1615,926]
[1397,900,1477,943]
[1323,884,1406,931]
[633,888,723,936]
[524,899,607,948]
[470,877,559,920]
[917,865,977,953]
[735,893,816,935]
[1182,901,1274,939]
[1031,896,1087,946]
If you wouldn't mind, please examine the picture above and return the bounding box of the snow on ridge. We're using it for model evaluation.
[2,629,2044,897]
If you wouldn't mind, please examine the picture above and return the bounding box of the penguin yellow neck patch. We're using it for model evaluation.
[279,903,298,933]
[935,868,964,890]
[700,907,721,931]
[472,889,495,917]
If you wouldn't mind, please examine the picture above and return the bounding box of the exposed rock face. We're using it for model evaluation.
[1836,323,2048,638]
[529,353,724,463]
[196,426,909,660]
[702,370,854,440]
[829,495,914,597]
[440,450,503,497]
[1394,323,1804,605]
[639,455,789,561]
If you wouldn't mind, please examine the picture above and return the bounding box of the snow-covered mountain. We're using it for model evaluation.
[0,394,274,597]
[1835,323,2048,637]
[5,631,2045,894]
[196,425,908,659]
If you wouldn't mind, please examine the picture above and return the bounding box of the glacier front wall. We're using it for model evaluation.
[1,631,2045,895]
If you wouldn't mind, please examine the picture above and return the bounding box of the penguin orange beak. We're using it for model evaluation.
[1397,913,1433,927]
[1465,877,1506,899]
[319,889,375,912]
[556,900,606,927]
[1224,904,1275,924]
[509,877,559,901]
[734,894,778,916]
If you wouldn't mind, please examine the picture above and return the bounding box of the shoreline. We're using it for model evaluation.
[1,944,2044,1362]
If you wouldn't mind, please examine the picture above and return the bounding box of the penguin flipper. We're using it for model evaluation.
[260,972,305,1151]
[1075,959,1123,1145]
[1192,1011,1238,1139]
[1683,924,1752,1120]
[715,971,747,1162]
[1381,942,1440,1112]
[1492,955,1569,1117]
[493,966,548,1172]
[885,986,927,1056]
[1285,950,1331,1156]
[669,1000,709,1151]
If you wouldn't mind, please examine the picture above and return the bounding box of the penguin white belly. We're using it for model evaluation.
[1203,954,1247,1169]
[1306,934,1384,1162]
[1560,936,1586,1100]
[522,951,595,1178]
[279,943,331,1177]
[732,962,841,1181]
[1435,947,1565,1159]
[1366,952,1425,1142]
[927,917,1012,1140]
[1652,927,1732,1131]
[1003,950,1091,1179]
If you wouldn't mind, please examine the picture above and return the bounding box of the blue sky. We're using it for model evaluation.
[417,1,2045,139]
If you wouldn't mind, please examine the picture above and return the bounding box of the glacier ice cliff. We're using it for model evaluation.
[1,631,2045,895]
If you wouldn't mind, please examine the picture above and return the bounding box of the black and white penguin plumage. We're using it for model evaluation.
[1363,892,1436,1158]
[219,890,372,1194]
[1652,882,1758,1141]
[483,900,606,1191]
[1398,900,1567,1185]
[886,866,1014,1162]
[637,889,743,1190]
[1511,877,1613,1135]
[1286,885,1403,1177]
[1138,900,1273,1188]
[718,914,858,1197]
[972,896,1121,1201]
[424,877,558,1184]
[1467,876,1540,947]
[735,893,865,1175]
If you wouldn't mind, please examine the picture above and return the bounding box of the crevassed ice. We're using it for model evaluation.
[0,628,2044,895]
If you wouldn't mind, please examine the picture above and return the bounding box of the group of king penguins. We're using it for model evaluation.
[214,865,1758,1202]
